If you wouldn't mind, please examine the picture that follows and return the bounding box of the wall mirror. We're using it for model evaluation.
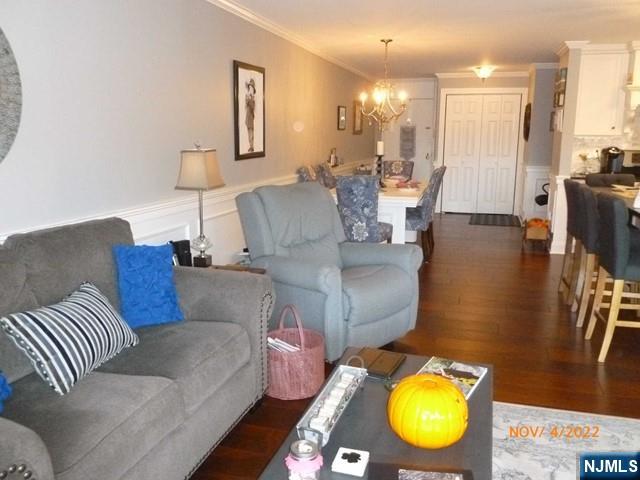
[0,27,22,163]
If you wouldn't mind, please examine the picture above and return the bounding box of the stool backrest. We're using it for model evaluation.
[564,179,584,240]
[596,193,630,279]
[578,184,599,254]
[585,173,635,187]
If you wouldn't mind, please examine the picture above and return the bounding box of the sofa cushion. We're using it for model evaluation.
[3,371,183,480]
[0,248,38,382]
[98,321,251,413]
[342,265,414,326]
[113,244,184,328]
[4,218,134,310]
[0,283,139,395]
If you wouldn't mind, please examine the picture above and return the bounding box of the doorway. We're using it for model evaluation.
[439,92,523,214]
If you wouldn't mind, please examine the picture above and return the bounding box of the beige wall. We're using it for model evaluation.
[0,0,374,234]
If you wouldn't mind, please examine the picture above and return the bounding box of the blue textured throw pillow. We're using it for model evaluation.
[0,371,12,413]
[113,244,184,328]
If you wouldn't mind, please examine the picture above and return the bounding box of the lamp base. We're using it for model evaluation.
[193,254,212,268]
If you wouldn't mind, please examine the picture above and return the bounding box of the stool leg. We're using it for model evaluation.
[567,240,583,306]
[572,247,588,312]
[576,253,596,327]
[597,279,624,363]
[585,266,607,340]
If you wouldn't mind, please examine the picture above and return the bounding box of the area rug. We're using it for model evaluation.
[469,214,521,227]
[493,401,640,479]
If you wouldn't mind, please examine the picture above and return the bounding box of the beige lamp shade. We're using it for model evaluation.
[175,148,225,191]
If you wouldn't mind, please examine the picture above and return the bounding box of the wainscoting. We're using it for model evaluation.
[0,161,363,264]
[520,165,551,221]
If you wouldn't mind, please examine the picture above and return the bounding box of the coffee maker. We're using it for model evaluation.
[601,146,624,173]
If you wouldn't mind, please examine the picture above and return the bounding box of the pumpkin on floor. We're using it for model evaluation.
[387,373,468,449]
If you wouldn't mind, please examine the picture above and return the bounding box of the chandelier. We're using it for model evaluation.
[359,39,407,132]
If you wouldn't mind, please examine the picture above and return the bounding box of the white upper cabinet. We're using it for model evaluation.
[574,51,629,135]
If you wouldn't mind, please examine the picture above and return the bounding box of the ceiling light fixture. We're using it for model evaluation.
[359,39,407,132]
[472,65,496,81]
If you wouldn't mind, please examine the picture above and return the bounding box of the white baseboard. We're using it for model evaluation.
[1,161,361,264]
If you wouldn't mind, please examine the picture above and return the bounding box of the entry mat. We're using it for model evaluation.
[469,214,521,227]
[493,401,640,479]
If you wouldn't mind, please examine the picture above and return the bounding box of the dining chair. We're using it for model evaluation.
[317,164,337,189]
[383,160,414,180]
[585,193,640,362]
[405,166,446,261]
[296,165,319,183]
[558,180,585,307]
[336,175,393,243]
[584,173,635,187]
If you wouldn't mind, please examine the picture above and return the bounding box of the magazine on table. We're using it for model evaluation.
[416,357,487,399]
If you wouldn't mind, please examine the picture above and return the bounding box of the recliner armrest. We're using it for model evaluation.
[339,242,423,274]
[251,255,341,294]
[0,417,54,480]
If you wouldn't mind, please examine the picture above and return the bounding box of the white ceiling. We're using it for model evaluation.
[215,0,640,78]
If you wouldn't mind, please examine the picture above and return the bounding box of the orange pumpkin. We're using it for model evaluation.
[387,374,468,449]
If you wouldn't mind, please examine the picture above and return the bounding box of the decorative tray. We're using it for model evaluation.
[295,364,367,447]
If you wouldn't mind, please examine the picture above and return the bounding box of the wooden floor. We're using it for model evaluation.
[192,213,640,479]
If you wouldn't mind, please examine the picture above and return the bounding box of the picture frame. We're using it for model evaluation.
[352,101,363,134]
[337,105,347,130]
[234,60,265,160]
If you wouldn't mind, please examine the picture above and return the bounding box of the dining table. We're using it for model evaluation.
[588,185,640,217]
[331,182,426,244]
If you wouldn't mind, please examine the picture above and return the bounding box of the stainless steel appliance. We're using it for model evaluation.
[623,148,640,167]
[601,146,624,173]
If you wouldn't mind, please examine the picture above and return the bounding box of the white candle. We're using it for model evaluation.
[376,141,384,156]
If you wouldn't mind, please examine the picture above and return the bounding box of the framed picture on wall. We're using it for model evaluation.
[337,105,347,130]
[353,101,363,134]
[234,60,265,160]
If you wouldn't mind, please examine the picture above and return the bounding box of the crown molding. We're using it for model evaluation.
[556,40,590,56]
[205,0,373,80]
[435,71,529,79]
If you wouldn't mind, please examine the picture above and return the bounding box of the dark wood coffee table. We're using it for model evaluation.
[259,348,493,479]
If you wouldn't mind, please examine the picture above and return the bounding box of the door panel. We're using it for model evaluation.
[494,94,521,214]
[476,95,502,213]
[442,95,483,213]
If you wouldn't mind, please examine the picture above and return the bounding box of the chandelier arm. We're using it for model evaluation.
[361,105,381,118]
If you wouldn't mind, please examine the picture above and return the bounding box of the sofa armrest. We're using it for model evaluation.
[0,417,54,480]
[339,242,423,274]
[173,266,274,396]
[251,255,341,294]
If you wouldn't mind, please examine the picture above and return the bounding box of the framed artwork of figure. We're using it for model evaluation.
[234,60,265,160]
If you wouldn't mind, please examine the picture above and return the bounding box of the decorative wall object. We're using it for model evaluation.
[234,61,265,160]
[0,27,22,163]
[400,126,416,160]
[337,105,346,130]
[352,100,362,134]
[523,103,532,141]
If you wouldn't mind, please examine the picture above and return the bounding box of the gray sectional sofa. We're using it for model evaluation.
[0,218,274,480]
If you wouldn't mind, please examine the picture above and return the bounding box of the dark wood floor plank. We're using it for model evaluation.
[194,212,640,479]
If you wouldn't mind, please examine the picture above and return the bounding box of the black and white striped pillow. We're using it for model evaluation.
[0,282,138,395]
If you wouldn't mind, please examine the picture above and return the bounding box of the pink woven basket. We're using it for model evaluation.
[267,304,325,400]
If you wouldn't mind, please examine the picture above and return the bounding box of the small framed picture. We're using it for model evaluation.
[352,101,363,134]
[234,60,265,160]
[337,105,346,130]
[557,92,565,107]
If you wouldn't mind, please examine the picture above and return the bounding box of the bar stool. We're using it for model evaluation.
[585,193,640,362]
[584,173,635,187]
[575,184,600,327]
[558,180,585,307]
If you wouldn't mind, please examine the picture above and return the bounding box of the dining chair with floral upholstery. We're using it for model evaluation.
[383,160,414,180]
[336,175,393,243]
[405,166,446,261]
[317,163,337,189]
[296,165,319,183]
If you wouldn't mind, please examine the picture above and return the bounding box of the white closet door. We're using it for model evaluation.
[476,94,521,214]
[441,95,483,213]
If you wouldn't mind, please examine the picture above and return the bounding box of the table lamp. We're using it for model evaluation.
[175,147,225,267]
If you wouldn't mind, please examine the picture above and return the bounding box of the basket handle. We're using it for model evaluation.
[277,304,306,351]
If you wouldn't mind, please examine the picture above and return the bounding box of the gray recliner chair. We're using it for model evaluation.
[236,182,423,361]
